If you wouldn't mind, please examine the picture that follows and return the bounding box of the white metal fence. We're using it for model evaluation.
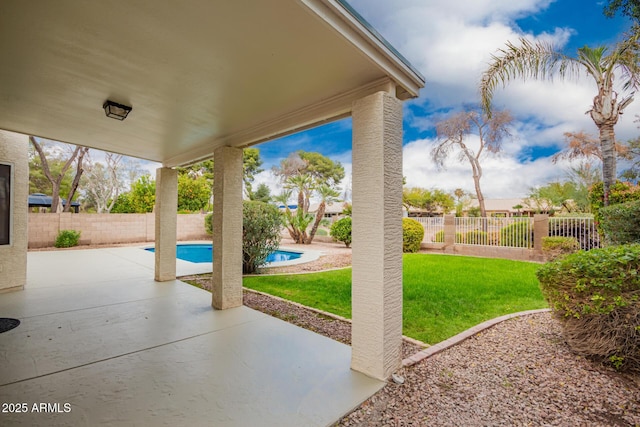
[455,217,534,248]
[548,217,601,250]
[412,217,443,243]
[413,215,601,250]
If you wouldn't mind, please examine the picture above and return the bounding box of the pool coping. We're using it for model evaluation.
[140,241,321,275]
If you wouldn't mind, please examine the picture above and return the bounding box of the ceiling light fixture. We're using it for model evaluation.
[103,100,132,121]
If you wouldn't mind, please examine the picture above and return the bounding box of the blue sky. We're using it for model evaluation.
[251,0,638,200]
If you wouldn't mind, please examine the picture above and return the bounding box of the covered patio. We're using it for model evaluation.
[0,0,424,424]
[0,247,382,425]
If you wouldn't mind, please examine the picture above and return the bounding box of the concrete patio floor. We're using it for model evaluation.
[0,247,383,426]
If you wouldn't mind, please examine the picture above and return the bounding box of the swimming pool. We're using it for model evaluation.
[145,244,302,264]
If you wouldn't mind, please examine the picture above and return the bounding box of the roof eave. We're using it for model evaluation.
[300,0,426,100]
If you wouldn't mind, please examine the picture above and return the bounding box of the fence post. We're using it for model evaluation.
[444,214,456,250]
[533,214,549,251]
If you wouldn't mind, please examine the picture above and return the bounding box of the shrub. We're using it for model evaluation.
[589,180,640,224]
[55,230,81,248]
[242,201,282,274]
[204,213,213,235]
[499,221,533,247]
[465,230,488,245]
[536,244,640,373]
[599,199,640,245]
[432,230,463,243]
[402,218,424,253]
[541,236,579,260]
[330,217,352,247]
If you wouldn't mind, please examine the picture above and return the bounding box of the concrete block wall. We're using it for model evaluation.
[28,213,209,248]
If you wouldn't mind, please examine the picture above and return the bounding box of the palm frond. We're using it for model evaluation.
[480,38,579,116]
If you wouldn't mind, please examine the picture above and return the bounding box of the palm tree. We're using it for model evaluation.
[480,28,640,205]
[306,184,340,244]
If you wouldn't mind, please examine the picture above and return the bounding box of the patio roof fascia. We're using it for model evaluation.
[301,0,425,99]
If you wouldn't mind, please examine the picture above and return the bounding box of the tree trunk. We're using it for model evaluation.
[63,147,88,212]
[599,124,616,206]
[306,202,326,244]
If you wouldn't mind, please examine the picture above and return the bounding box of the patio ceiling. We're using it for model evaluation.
[0,0,424,167]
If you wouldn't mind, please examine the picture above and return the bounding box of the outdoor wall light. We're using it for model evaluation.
[103,100,132,120]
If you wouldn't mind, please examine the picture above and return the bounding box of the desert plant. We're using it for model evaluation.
[402,218,424,253]
[536,244,640,373]
[541,236,580,260]
[599,199,640,245]
[54,229,81,248]
[242,201,282,274]
[204,212,213,235]
[330,217,352,248]
[499,221,533,247]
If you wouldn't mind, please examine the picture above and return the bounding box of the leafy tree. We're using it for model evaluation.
[248,183,271,203]
[481,31,640,205]
[177,174,210,212]
[431,109,513,217]
[29,137,89,212]
[402,187,454,216]
[525,181,580,214]
[129,175,156,213]
[603,0,640,21]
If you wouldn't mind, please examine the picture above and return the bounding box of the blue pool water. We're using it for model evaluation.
[145,244,302,264]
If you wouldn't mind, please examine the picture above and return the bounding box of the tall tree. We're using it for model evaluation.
[431,109,513,217]
[242,148,264,198]
[306,184,340,243]
[29,137,89,212]
[552,131,629,164]
[480,30,640,205]
[273,151,345,244]
[81,152,124,213]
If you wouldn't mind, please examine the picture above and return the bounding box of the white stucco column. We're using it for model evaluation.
[351,91,403,380]
[154,167,178,282]
[0,131,28,292]
[211,146,243,310]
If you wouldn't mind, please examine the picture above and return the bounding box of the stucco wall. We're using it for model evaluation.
[28,213,210,248]
[0,131,28,292]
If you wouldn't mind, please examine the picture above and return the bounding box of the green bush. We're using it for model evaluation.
[432,230,463,243]
[536,244,640,373]
[499,221,533,247]
[204,213,213,235]
[54,230,81,248]
[402,218,424,253]
[465,230,488,245]
[541,236,579,260]
[330,217,352,248]
[242,201,282,274]
[589,180,640,225]
[599,199,640,245]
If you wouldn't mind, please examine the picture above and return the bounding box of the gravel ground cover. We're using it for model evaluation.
[181,240,639,426]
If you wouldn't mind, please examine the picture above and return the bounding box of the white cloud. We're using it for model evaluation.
[345,0,640,198]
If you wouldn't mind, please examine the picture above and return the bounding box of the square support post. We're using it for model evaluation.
[211,146,243,310]
[351,91,403,380]
[154,167,178,282]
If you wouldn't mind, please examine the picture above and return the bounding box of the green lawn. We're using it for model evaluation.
[243,253,547,344]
